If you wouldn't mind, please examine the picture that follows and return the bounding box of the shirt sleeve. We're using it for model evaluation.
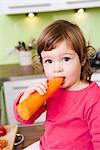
[13,92,46,125]
[86,99,100,150]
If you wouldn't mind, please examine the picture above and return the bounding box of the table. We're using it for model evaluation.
[14,124,44,150]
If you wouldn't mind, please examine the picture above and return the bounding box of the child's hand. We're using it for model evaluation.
[20,80,48,103]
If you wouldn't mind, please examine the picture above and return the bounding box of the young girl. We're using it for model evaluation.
[14,20,100,150]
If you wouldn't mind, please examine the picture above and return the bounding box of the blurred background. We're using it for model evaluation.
[0,1,100,149]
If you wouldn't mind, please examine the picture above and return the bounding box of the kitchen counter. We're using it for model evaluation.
[0,64,44,81]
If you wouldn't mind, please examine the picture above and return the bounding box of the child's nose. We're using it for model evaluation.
[53,62,63,73]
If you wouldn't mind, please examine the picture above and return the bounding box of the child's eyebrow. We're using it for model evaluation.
[41,51,75,59]
[42,56,51,59]
[63,52,74,55]
[59,52,75,56]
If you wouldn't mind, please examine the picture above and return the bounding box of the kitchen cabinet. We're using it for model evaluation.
[0,0,58,15]
[58,0,100,10]
[0,0,100,15]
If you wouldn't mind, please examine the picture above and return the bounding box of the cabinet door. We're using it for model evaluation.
[0,0,58,15]
[58,0,100,10]
[3,78,46,125]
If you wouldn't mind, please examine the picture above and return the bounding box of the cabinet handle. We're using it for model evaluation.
[13,86,27,90]
[9,3,51,8]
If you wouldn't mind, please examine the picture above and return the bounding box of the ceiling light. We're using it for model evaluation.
[27,13,37,17]
[76,8,85,14]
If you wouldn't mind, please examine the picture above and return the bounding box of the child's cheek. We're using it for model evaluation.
[44,69,53,80]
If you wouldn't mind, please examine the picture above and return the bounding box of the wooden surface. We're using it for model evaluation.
[14,124,44,150]
[0,64,43,81]
[0,125,18,149]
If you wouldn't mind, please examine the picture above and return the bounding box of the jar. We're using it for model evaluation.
[19,51,32,66]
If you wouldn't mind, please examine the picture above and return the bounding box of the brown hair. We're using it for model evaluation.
[36,20,96,81]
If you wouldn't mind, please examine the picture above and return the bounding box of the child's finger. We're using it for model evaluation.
[27,81,48,94]
[40,81,48,90]
[20,81,48,103]
[19,87,36,103]
[20,93,30,103]
[34,83,48,95]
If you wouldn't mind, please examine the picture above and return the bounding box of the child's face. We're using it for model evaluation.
[41,40,82,90]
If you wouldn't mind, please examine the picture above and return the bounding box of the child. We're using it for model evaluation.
[14,20,100,150]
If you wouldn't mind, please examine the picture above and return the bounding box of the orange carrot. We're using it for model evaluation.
[17,77,64,121]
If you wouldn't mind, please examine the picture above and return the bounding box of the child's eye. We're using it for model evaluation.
[63,57,70,62]
[45,59,52,64]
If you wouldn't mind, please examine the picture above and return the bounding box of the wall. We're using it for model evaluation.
[0,7,100,65]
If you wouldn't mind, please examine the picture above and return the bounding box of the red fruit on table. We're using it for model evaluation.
[0,124,6,137]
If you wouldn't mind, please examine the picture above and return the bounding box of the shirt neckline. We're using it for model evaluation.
[60,82,97,94]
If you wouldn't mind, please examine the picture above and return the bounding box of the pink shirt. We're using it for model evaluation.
[13,82,100,150]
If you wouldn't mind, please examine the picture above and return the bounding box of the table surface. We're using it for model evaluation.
[14,124,44,150]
